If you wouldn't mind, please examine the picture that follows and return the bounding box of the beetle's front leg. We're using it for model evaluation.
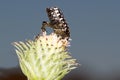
[35,21,49,39]
[41,21,50,33]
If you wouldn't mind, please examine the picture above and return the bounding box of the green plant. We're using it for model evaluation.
[13,33,78,80]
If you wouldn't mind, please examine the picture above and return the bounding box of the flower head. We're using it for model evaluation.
[13,33,78,80]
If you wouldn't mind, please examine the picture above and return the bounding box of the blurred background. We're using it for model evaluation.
[0,0,120,80]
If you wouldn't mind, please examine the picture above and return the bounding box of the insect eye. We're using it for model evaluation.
[42,21,47,24]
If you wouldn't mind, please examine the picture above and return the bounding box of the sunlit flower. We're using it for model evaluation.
[13,33,78,80]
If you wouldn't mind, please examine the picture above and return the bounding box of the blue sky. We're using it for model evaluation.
[0,0,120,75]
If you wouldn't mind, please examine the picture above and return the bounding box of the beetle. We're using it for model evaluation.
[41,7,70,39]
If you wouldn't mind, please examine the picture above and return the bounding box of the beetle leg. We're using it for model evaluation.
[41,21,50,32]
